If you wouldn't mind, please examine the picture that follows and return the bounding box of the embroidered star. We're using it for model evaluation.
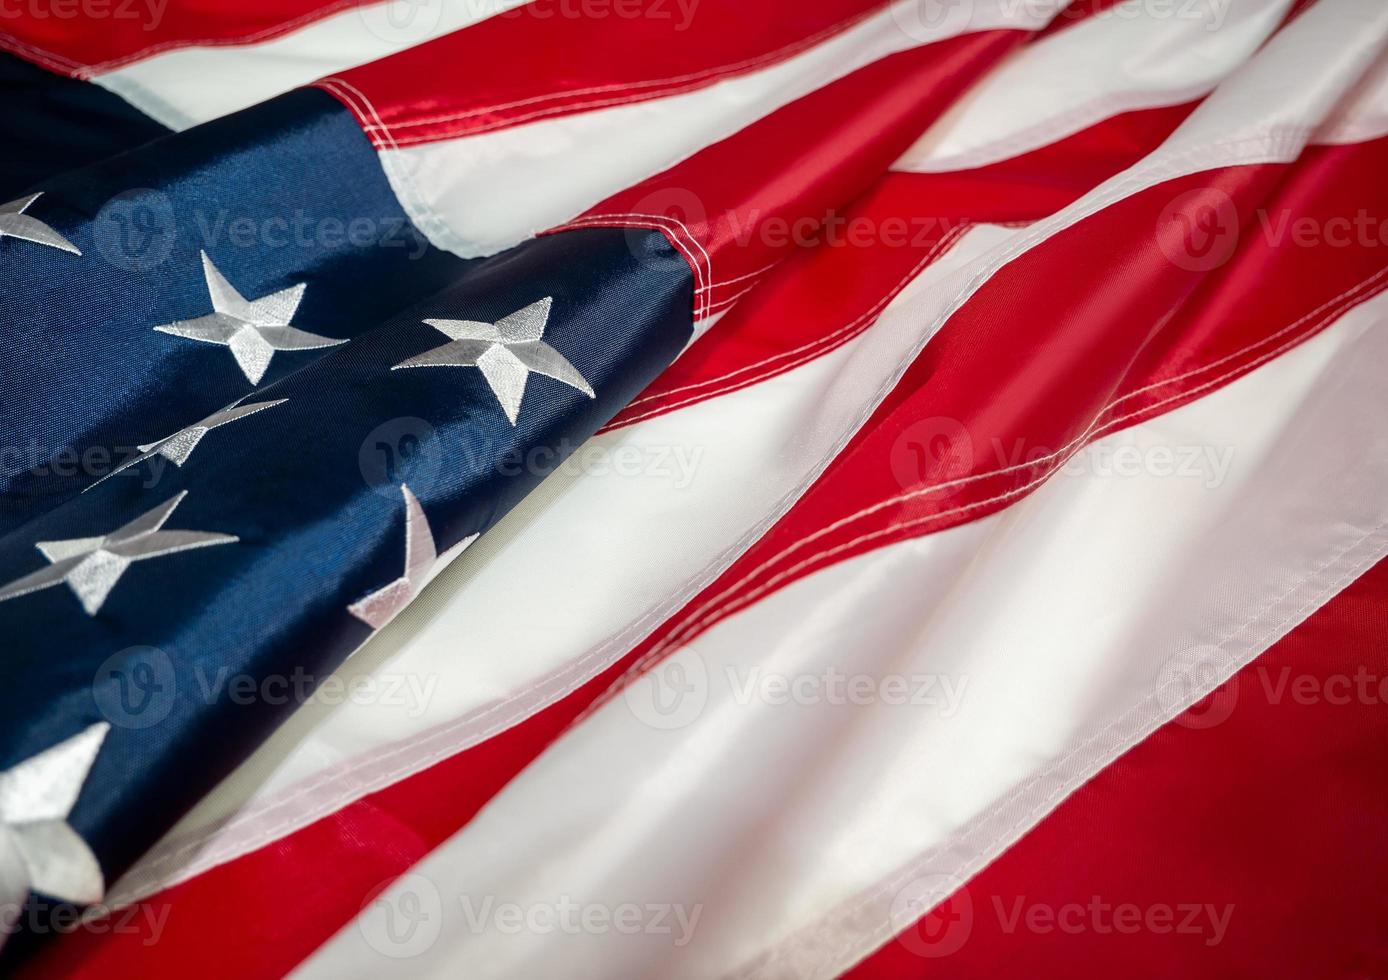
[0,193,80,256]
[392,297,595,425]
[154,251,344,384]
[348,484,478,630]
[0,491,237,616]
[85,398,287,492]
[0,723,109,911]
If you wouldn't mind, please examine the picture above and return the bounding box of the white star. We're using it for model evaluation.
[0,491,237,616]
[85,398,287,492]
[348,484,477,630]
[0,193,80,256]
[0,722,109,926]
[154,251,344,384]
[392,297,595,425]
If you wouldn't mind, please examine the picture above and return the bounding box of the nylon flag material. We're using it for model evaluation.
[0,0,1385,977]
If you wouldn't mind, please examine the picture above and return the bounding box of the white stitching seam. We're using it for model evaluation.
[613,223,972,421]
[613,264,1388,691]
[558,212,714,322]
[366,1,894,136]
[742,521,1388,979]
[0,0,378,78]
[113,129,1341,896]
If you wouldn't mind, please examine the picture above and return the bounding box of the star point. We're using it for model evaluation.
[393,297,595,425]
[154,252,343,384]
[0,722,109,921]
[85,398,288,492]
[348,485,477,630]
[0,193,81,256]
[0,492,238,615]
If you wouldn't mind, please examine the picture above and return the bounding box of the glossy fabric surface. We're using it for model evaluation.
[0,85,694,954]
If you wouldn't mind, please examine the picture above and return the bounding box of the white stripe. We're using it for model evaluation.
[297,285,1388,980]
[91,0,530,131]
[107,0,1388,904]
[892,0,1292,173]
[107,222,1012,907]
[1316,48,1388,145]
[373,0,1068,259]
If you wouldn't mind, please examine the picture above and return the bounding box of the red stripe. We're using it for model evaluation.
[554,29,1027,321]
[629,137,1388,660]
[551,0,1170,325]
[321,0,892,146]
[846,553,1388,979]
[0,0,372,76]
[604,101,1197,430]
[34,132,1388,980]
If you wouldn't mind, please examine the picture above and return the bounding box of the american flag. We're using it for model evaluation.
[1,0,1386,975]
